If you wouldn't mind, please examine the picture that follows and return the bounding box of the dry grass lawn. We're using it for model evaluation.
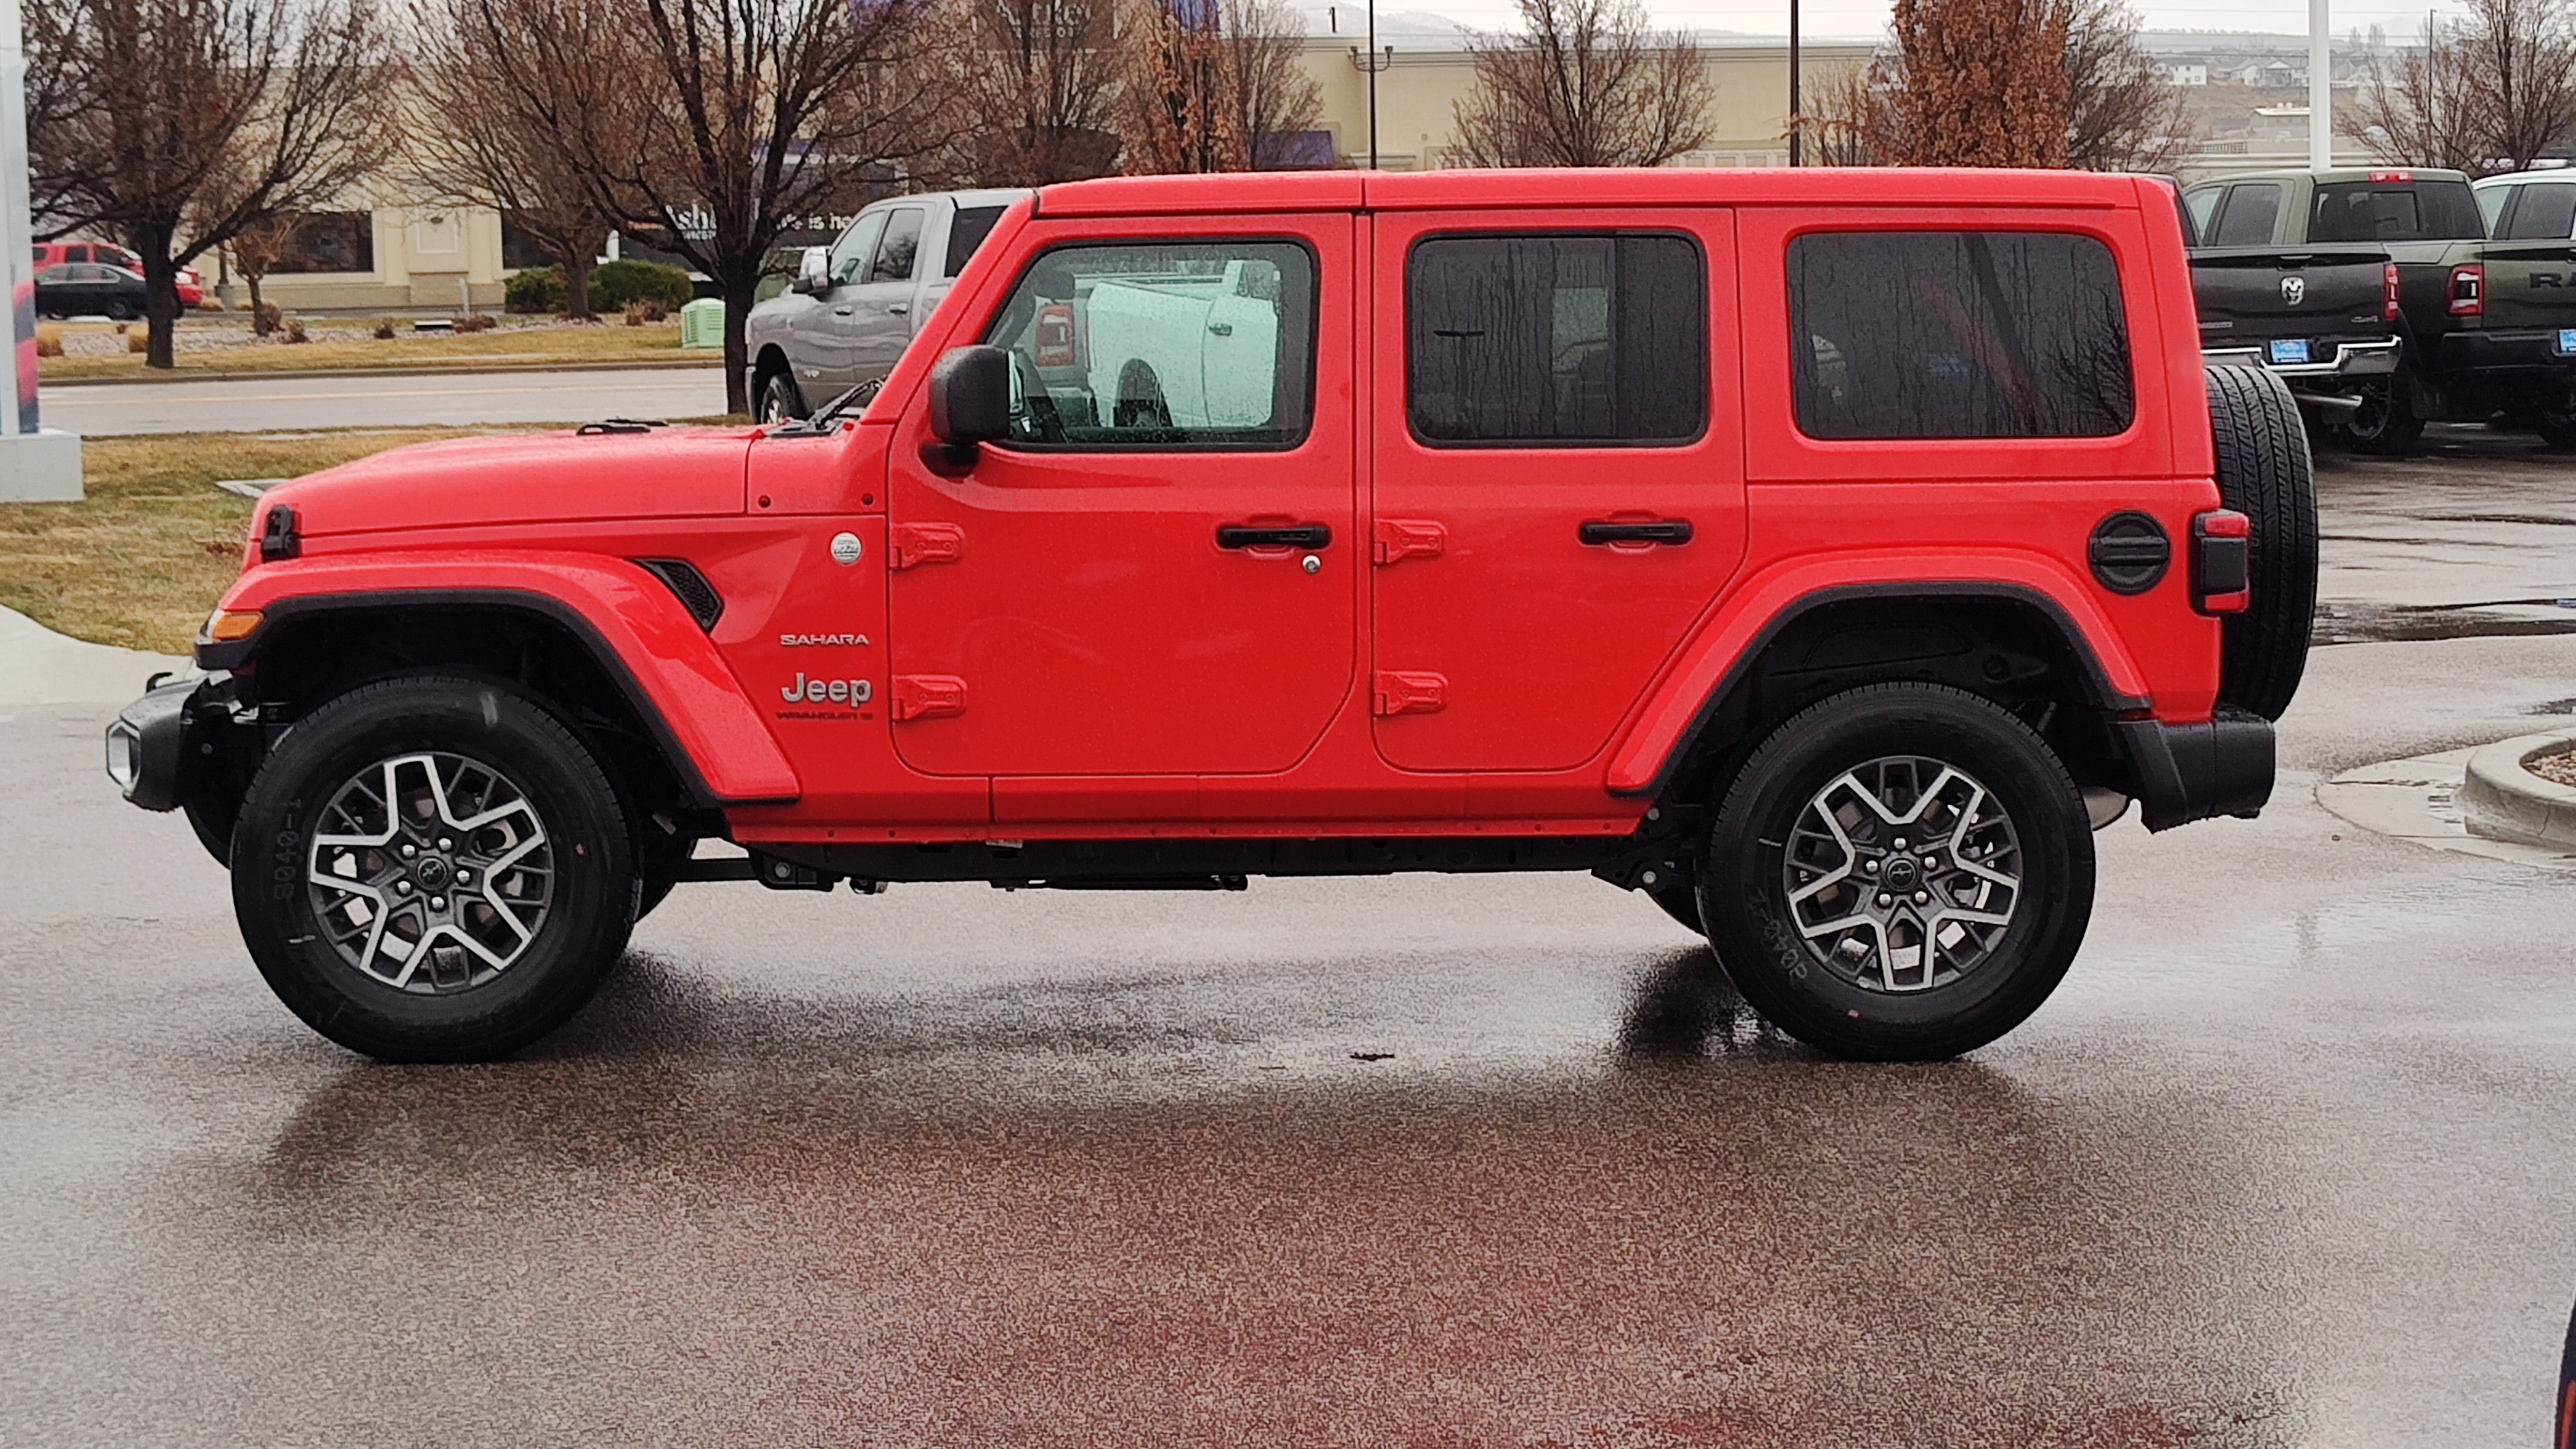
[38,320,698,381]
[0,428,536,654]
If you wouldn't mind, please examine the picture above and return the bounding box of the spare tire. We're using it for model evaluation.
[2205,363,2319,721]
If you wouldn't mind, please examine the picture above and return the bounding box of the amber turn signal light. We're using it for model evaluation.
[203,608,264,643]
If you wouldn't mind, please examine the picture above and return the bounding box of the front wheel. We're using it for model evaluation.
[2535,406,2576,450]
[1697,684,2095,1062]
[230,675,636,1062]
[758,370,805,423]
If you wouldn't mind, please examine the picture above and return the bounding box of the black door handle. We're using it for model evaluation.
[1579,519,1693,546]
[1218,523,1331,549]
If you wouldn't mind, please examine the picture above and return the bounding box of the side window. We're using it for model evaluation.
[2480,184,2517,236]
[981,239,1316,450]
[2183,187,2223,241]
[870,208,924,284]
[2211,184,2282,246]
[1406,233,1707,445]
[65,244,90,263]
[1789,230,2135,440]
[2505,182,2576,240]
[828,211,888,287]
[945,206,1007,277]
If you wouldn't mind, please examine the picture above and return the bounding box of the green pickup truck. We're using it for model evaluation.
[2184,167,2576,453]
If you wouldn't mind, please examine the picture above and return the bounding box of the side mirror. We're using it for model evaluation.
[791,247,830,295]
[928,345,1013,457]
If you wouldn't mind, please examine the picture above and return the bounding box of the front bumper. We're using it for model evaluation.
[104,677,203,811]
[2116,709,2275,832]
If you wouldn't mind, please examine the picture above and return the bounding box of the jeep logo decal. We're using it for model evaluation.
[781,673,873,704]
[2280,275,2305,306]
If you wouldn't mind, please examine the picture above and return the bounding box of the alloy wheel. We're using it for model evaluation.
[306,751,555,993]
[1780,755,2022,993]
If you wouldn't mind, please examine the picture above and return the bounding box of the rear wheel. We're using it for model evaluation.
[230,675,635,1063]
[2535,405,2576,450]
[2336,376,2424,456]
[2206,363,2319,722]
[1699,684,2094,1062]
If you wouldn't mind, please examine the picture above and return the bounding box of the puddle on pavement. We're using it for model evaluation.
[2314,598,2576,645]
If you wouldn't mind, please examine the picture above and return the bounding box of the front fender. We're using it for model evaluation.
[1605,551,2156,797]
[203,551,801,805]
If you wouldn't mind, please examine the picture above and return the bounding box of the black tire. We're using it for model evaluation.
[2336,375,2424,457]
[1697,684,2095,1062]
[2206,364,2319,723]
[230,675,635,1063]
[2535,406,2576,450]
[758,370,805,423]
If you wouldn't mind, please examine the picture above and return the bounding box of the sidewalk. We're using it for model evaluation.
[0,605,190,706]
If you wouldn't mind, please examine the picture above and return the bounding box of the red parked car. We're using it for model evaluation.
[106,169,2316,1065]
[32,240,205,307]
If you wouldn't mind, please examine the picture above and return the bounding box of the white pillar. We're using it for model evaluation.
[0,0,80,502]
[2309,0,2333,170]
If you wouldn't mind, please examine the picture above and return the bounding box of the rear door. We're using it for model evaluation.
[1368,208,1746,774]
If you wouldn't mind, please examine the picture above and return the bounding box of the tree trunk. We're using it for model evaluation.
[565,252,596,321]
[721,267,757,414]
[132,220,181,370]
[247,273,269,335]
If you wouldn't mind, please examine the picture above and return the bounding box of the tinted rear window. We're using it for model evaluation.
[1789,230,2134,440]
[2311,180,2484,242]
[2503,182,2576,240]
[1406,233,1707,445]
[2212,184,2282,245]
[947,206,1006,277]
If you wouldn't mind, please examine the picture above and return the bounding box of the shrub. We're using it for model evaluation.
[504,265,566,314]
[34,323,61,357]
[455,312,498,333]
[591,259,693,311]
[283,318,309,344]
[125,327,147,354]
[372,319,397,340]
[253,300,281,335]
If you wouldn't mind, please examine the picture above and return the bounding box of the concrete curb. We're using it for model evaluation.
[43,357,724,389]
[0,605,192,707]
[2458,731,2576,848]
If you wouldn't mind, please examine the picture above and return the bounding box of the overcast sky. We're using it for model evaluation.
[1391,0,2478,43]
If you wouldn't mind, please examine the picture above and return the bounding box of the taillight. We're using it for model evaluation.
[2449,263,2484,316]
[2384,262,2402,321]
[2192,509,2251,615]
[2370,169,2415,183]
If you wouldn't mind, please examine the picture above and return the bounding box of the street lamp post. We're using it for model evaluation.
[1788,0,1802,165]
[2308,0,2331,169]
[1350,0,1391,169]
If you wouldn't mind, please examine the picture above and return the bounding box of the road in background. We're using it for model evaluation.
[42,366,730,435]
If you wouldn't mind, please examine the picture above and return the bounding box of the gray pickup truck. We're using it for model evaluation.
[2184,167,2576,453]
[743,188,1028,421]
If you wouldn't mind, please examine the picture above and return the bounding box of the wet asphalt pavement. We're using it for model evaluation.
[8,432,2576,1446]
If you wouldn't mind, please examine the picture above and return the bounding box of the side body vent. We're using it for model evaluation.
[636,558,724,631]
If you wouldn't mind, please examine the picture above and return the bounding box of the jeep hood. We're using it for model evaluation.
[269,427,760,538]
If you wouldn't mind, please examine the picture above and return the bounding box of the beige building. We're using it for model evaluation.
[1294,29,1875,172]
[248,203,514,314]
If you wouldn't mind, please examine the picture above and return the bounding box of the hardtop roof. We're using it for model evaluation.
[1030,167,2156,217]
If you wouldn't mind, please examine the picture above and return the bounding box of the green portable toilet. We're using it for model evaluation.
[679,297,724,350]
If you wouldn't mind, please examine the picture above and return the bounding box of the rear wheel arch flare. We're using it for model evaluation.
[1631,583,2143,808]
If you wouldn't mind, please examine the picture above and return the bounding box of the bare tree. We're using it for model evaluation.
[1448,0,1713,168]
[466,0,958,411]
[2346,0,2576,175]
[226,213,301,335]
[938,0,1124,185]
[28,0,396,368]
[2062,0,2194,172]
[1118,0,1318,173]
[408,0,616,317]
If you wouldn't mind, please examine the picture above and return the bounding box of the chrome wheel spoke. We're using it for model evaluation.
[306,750,554,995]
[1781,753,2021,994]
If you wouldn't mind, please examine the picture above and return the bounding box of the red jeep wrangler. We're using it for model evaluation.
[106,170,2315,1065]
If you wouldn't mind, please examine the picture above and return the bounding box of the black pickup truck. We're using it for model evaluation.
[2183,167,2576,453]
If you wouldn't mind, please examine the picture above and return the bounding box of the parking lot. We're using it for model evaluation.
[5,429,2576,1446]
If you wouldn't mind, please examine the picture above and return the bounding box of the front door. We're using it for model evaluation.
[886,216,1357,796]
[1368,209,1746,774]
[843,204,928,384]
[803,209,888,394]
